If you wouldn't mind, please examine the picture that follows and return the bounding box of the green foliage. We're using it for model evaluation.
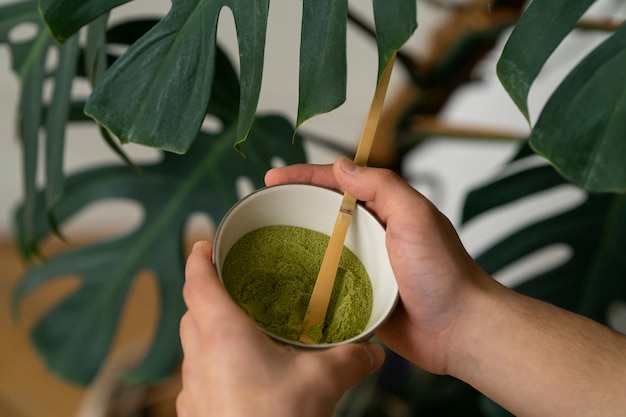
[1,1,54,253]
[38,0,132,42]
[3,0,625,412]
[12,114,305,385]
[530,23,626,193]
[464,144,626,324]
[296,0,417,130]
[496,0,596,121]
[84,0,270,154]
[497,0,626,192]
[296,0,348,130]
[40,0,416,154]
[2,3,307,384]
[1,0,415,389]
[372,0,417,77]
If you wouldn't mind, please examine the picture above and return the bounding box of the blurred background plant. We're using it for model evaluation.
[0,0,625,416]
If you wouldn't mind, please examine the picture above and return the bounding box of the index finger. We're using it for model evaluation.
[264,163,340,191]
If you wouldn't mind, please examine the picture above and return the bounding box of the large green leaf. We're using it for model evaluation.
[529,23,626,193]
[463,144,626,319]
[87,18,157,169]
[12,115,306,385]
[372,0,417,79]
[11,37,307,384]
[496,0,596,121]
[84,0,269,155]
[296,0,348,130]
[1,10,168,258]
[497,0,626,192]
[296,0,417,131]
[0,0,54,254]
[51,0,416,154]
[44,34,79,233]
[84,13,108,86]
[38,0,133,43]
[0,1,46,74]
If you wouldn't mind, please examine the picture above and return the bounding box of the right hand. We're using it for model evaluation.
[265,157,493,375]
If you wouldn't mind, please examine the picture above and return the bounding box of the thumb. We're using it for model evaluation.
[332,156,436,228]
[306,342,385,393]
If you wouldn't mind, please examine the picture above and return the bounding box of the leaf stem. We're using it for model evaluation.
[409,115,528,141]
[576,18,624,32]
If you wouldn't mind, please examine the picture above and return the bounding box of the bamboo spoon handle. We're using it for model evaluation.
[299,53,397,344]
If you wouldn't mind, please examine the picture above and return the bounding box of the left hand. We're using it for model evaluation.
[177,240,385,417]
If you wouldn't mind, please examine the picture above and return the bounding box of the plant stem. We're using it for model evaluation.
[409,115,528,141]
[576,18,624,32]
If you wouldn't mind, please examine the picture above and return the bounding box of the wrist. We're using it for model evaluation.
[443,270,508,379]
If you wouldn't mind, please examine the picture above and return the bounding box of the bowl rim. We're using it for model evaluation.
[212,183,399,349]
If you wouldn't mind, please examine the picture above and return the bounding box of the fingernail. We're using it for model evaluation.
[339,156,359,174]
[192,240,208,252]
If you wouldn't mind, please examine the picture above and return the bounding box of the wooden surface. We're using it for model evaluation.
[0,239,177,417]
[0,239,84,417]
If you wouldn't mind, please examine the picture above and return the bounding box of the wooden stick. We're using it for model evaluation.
[299,53,396,344]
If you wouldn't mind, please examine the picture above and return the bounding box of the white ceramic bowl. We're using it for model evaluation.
[213,184,398,348]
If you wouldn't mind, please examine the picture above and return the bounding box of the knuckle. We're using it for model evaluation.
[180,356,195,379]
[182,280,196,306]
[179,313,194,340]
[175,391,188,417]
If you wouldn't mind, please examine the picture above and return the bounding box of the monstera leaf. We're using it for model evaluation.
[8,19,307,384]
[0,1,55,253]
[0,5,160,257]
[496,0,596,121]
[463,144,626,322]
[295,0,416,130]
[12,115,306,385]
[36,0,416,153]
[38,0,132,42]
[83,0,270,154]
[497,0,626,192]
[529,23,626,193]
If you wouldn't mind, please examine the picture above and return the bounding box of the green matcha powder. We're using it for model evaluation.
[222,225,373,344]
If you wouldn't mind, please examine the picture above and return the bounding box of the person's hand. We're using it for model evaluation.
[177,240,385,417]
[265,157,493,375]
[266,158,626,416]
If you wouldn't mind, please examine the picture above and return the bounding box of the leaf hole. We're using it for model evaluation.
[105,43,129,60]
[40,48,60,105]
[270,156,286,168]
[107,269,160,368]
[607,301,626,334]
[236,176,255,199]
[17,275,82,331]
[492,154,550,181]
[72,76,94,99]
[65,124,162,166]
[494,243,573,288]
[8,22,39,44]
[461,183,587,256]
[184,212,215,246]
[216,6,240,73]
[44,44,59,74]
[59,198,144,242]
[201,114,223,134]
